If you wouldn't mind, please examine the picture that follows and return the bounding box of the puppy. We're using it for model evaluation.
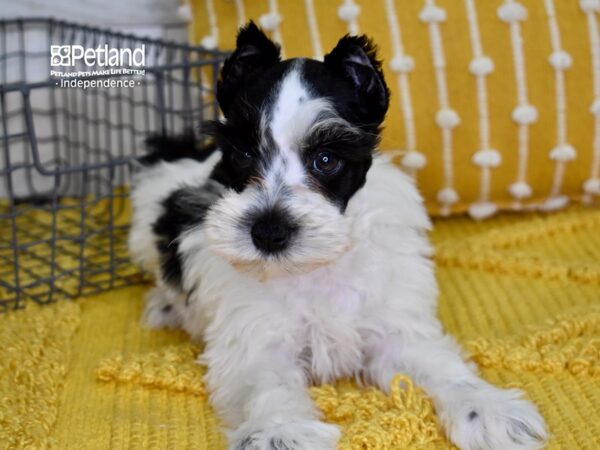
[129,22,547,450]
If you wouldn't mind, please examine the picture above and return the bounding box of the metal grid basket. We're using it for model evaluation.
[0,18,227,312]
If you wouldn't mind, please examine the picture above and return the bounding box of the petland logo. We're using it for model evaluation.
[50,45,146,89]
[50,45,145,67]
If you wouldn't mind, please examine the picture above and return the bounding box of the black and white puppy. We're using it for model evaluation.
[129,23,547,450]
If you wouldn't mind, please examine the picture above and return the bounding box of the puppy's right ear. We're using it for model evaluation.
[217,21,281,116]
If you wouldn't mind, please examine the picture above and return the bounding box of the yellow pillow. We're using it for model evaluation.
[189,0,600,218]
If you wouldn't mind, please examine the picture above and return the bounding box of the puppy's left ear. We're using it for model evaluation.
[324,35,390,125]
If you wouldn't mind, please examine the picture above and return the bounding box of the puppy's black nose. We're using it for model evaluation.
[250,209,297,254]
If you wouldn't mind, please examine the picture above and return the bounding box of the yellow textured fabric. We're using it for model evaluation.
[2,207,600,449]
[0,301,80,449]
[189,0,600,217]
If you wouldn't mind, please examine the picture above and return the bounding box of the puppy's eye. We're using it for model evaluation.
[312,151,343,175]
[231,150,253,169]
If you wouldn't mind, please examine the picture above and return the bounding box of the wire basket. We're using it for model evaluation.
[0,18,228,312]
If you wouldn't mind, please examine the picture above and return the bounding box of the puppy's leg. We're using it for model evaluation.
[204,344,339,450]
[365,332,547,450]
[142,284,185,329]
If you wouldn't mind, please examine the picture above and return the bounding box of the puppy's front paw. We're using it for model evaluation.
[142,286,183,329]
[230,420,340,450]
[446,386,547,450]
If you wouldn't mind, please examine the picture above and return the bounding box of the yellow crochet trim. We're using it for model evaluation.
[468,308,600,377]
[312,375,444,449]
[97,343,207,397]
[93,305,600,448]
[96,349,446,450]
[0,302,80,450]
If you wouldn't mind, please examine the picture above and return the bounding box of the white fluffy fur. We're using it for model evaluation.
[129,153,547,450]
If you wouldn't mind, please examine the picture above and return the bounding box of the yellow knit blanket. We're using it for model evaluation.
[1,207,599,449]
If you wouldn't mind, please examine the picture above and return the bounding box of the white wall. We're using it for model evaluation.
[0,0,183,28]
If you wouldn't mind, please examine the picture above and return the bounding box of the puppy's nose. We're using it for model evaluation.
[250,209,297,254]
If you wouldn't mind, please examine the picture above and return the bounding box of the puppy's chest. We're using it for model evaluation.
[274,273,373,381]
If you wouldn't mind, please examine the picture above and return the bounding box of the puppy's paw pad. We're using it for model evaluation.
[231,420,339,450]
[143,286,183,329]
[450,388,547,450]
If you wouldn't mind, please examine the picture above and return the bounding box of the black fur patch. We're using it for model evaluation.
[322,34,390,125]
[206,60,296,193]
[204,119,262,192]
[138,130,218,166]
[217,21,282,117]
[152,180,223,288]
